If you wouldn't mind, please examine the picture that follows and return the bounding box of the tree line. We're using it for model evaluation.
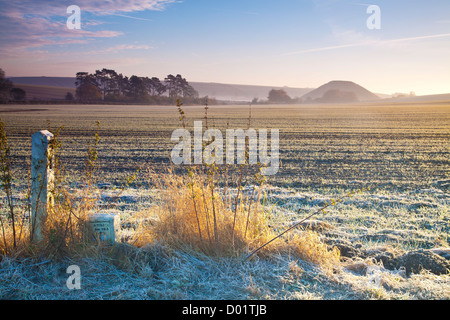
[75,68,210,105]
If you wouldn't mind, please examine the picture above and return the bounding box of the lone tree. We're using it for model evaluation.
[0,68,13,103]
[10,88,26,101]
[268,89,292,103]
[76,83,102,102]
[65,92,74,101]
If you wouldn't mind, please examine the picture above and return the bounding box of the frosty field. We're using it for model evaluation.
[0,101,449,300]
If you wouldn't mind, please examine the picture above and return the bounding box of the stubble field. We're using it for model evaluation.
[0,101,449,300]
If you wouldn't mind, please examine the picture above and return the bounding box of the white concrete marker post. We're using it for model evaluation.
[30,130,54,242]
[30,130,119,245]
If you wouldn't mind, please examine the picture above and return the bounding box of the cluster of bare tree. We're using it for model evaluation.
[75,69,200,104]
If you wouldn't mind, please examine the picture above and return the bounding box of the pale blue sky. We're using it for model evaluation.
[1,0,449,95]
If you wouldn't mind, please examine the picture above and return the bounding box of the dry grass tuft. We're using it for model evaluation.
[131,167,272,256]
[277,232,340,270]
[130,167,340,269]
[40,185,100,257]
[0,184,104,260]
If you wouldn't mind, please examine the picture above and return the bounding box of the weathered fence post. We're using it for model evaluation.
[30,130,54,242]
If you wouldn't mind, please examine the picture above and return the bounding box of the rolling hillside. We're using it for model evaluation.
[13,84,75,100]
[9,77,76,88]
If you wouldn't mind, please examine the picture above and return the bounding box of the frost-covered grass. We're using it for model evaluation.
[1,242,449,300]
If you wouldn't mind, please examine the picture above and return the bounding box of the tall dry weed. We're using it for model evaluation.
[129,166,340,270]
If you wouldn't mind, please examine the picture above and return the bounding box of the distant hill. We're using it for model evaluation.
[301,80,380,103]
[8,77,313,102]
[9,77,76,88]
[12,84,75,100]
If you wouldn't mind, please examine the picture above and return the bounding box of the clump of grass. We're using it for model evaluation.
[133,167,271,256]
[129,167,340,270]
[277,231,340,270]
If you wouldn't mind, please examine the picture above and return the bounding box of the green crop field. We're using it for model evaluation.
[0,101,449,300]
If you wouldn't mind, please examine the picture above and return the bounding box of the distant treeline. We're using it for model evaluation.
[74,68,216,105]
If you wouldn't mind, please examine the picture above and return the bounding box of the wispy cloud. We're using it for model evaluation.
[283,32,450,56]
[109,13,152,21]
[381,32,450,43]
[1,0,176,16]
[0,0,175,56]
[283,42,367,55]
[109,44,154,50]
[88,44,155,54]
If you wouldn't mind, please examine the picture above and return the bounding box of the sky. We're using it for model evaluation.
[0,0,449,95]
